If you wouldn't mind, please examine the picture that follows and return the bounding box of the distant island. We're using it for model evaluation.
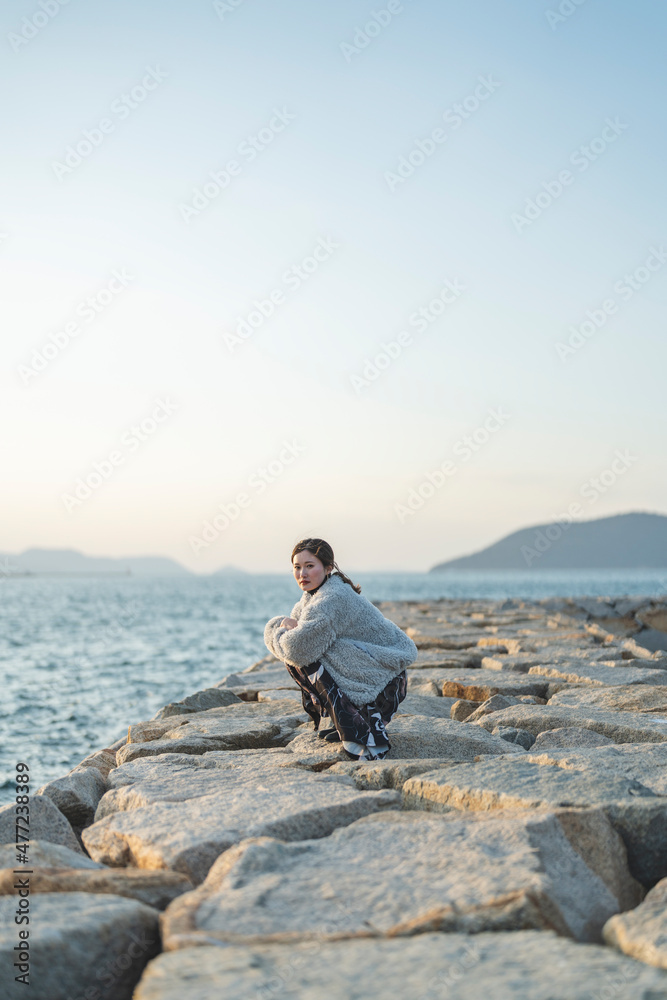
[430,511,667,571]
[0,548,191,576]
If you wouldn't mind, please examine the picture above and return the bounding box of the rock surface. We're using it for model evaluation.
[118,699,307,763]
[37,765,108,826]
[0,891,160,1000]
[550,684,667,713]
[403,751,667,884]
[133,932,667,1000]
[23,593,667,996]
[530,727,614,750]
[471,704,667,743]
[0,795,82,855]
[0,839,104,870]
[82,751,400,884]
[285,714,526,764]
[160,809,639,947]
[152,687,241,719]
[604,877,667,969]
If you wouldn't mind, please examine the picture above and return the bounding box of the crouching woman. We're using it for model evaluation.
[264,538,418,761]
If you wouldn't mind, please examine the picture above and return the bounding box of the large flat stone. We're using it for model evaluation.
[471,704,667,743]
[285,715,525,765]
[395,693,458,717]
[82,751,400,885]
[0,891,160,1000]
[160,809,640,947]
[604,877,667,969]
[403,749,667,885]
[133,931,667,1000]
[527,662,667,687]
[550,685,667,714]
[118,700,307,764]
[0,865,191,910]
[440,670,551,701]
[0,795,82,855]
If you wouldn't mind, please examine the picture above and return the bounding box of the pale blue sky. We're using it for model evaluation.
[1,0,665,572]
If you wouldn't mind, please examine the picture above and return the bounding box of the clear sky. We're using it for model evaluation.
[1,0,666,573]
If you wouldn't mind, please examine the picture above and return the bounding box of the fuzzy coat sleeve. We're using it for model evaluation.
[265,598,338,667]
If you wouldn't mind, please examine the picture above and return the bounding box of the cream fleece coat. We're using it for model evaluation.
[264,572,418,706]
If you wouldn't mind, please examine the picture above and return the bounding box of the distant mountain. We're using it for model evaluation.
[430,511,667,571]
[0,548,191,576]
[212,565,249,576]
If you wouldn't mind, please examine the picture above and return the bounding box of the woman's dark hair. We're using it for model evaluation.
[291,538,361,593]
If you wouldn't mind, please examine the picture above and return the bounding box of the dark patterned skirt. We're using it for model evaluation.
[284,659,407,761]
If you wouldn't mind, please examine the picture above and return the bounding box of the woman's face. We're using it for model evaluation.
[292,550,330,591]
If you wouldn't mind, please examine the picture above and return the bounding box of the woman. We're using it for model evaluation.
[264,538,418,761]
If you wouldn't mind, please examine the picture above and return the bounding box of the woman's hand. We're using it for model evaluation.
[281,617,298,629]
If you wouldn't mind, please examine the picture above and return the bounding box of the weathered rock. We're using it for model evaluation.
[82,751,400,884]
[480,655,543,673]
[133,931,667,1000]
[527,662,667,687]
[257,688,302,701]
[627,627,667,653]
[0,866,192,910]
[119,700,307,764]
[0,795,82,855]
[326,758,463,790]
[451,699,480,721]
[160,809,641,947]
[0,839,104,871]
[37,765,108,827]
[441,670,551,701]
[403,751,667,884]
[152,687,241,719]
[215,668,299,697]
[550,685,667,714]
[285,715,525,765]
[395,693,458,717]
[75,748,118,778]
[491,726,535,750]
[0,891,160,1000]
[604,877,667,969]
[406,676,441,695]
[472,704,667,743]
[531,728,614,750]
[465,694,521,722]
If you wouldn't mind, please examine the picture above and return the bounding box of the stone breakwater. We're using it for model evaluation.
[3,595,667,998]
